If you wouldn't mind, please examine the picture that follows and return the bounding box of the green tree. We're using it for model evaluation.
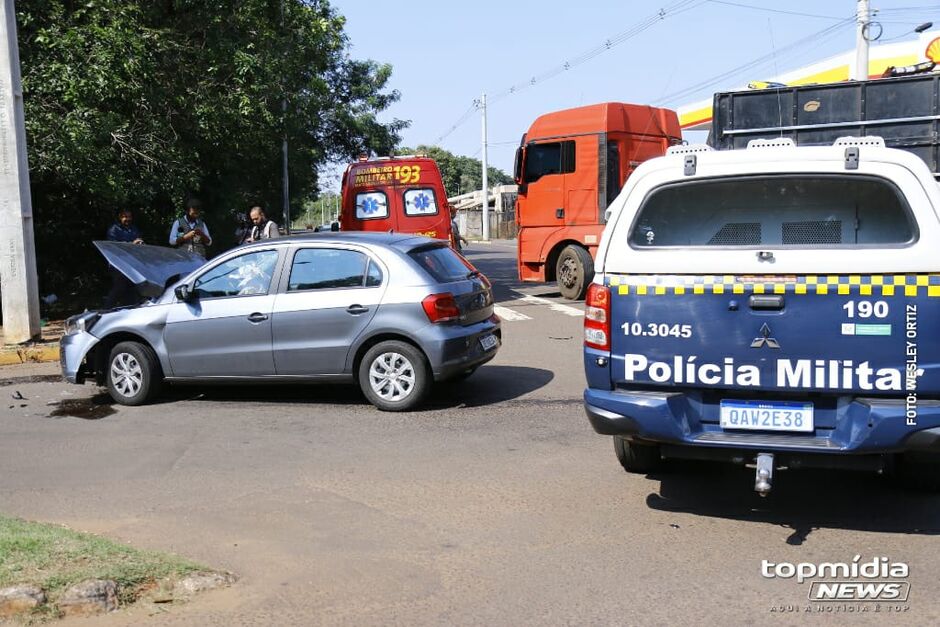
[397,145,513,197]
[17,0,407,296]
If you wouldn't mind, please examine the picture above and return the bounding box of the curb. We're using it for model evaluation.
[0,344,60,367]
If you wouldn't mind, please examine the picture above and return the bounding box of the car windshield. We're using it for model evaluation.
[408,245,474,283]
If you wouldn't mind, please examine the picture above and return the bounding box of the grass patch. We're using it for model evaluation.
[0,514,205,606]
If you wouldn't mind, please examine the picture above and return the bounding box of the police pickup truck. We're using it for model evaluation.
[583,137,939,494]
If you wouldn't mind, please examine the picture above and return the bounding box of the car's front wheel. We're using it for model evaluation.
[106,341,162,406]
[358,341,431,411]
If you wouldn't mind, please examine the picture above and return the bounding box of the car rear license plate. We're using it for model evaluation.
[719,400,814,433]
[479,334,498,351]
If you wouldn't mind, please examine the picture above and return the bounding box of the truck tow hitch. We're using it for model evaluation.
[754,453,774,496]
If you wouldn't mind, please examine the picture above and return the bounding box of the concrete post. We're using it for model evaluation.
[480,92,489,241]
[854,0,870,80]
[0,0,40,343]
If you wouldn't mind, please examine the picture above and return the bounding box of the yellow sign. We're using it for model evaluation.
[354,164,422,187]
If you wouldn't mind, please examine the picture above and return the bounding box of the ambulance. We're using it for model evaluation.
[340,155,455,246]
[583,137,940,494]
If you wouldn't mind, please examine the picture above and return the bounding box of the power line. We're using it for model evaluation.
[490,0,705,104]
[706,0,844,21]
[433,102,478,145]
[656,17,856,107]
[429,0,705,146]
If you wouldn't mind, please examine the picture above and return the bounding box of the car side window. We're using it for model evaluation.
[403,188,438,216]
[366,260,383,287]
[288,248,374,291]
[356,191,388,220]
[193,250,279,298]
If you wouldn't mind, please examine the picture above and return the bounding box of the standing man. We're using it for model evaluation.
[103,209,144,307]
[246,205,279,241]
[451,210,469,252]
[169,198,212,258]
[107,209,144,244]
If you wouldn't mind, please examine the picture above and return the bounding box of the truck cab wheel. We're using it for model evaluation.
[613,437,662,474]
[556,245,594,300]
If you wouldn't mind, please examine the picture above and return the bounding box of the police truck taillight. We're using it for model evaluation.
[584,283,610,350]
[422,293,460,323]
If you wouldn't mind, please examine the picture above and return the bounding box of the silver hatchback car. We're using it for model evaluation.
[61,233,501,411]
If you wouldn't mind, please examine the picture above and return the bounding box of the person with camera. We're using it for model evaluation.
[169,198,212,258]
[246,205,279,241]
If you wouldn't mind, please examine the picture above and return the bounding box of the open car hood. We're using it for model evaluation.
[94,241,205,299]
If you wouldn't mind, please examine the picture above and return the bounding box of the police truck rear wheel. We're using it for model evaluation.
[893,452,940,491]
[556,245,593,300]
[613,437,662,473]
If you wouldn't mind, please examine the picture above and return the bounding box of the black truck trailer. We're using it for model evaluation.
[709,73,940,176]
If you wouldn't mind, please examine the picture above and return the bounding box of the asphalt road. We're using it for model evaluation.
[1,240,938,625]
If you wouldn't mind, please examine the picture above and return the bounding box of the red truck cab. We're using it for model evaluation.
[340,155,454,244]
[514,102,681,299]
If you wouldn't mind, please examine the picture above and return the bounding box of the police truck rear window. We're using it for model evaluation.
[630,175,916,248]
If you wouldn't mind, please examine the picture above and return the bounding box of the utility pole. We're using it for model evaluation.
[854,0,870,81]
[0,0,39,344]
[280,0,289,232]
[480,92,489,241]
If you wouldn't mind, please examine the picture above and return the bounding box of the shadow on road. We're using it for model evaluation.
[643,460,940,544]
[425,365,554,409]
[163,365,554,411]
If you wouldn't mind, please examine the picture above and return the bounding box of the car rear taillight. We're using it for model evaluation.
[584,282,610,351]
[422,293,460,323]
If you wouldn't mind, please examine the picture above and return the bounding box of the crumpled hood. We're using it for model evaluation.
[94,241,204,298]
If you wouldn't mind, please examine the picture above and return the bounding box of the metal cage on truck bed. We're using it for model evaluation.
[709,73,940,176]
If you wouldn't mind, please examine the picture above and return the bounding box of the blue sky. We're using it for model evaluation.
[325,1,939,189]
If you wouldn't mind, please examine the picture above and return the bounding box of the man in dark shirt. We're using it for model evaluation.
[104,209,144,307]
[107,209,144,244]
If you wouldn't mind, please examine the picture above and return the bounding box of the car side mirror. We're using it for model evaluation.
[175,284,196,302]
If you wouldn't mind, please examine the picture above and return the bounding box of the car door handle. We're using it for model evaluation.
[346,304,369,315]
[247,312,269,323]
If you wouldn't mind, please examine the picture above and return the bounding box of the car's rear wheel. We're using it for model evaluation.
[613,437,662,473]
[358,341,431,411]
[106,341,162,406]
[556,244,594,300]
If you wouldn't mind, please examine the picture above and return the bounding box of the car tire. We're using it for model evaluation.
[106,341,162,406]
[892,452,940,491]
[556,245,594,301]
[358,341,431,412]
[613,437,662,473]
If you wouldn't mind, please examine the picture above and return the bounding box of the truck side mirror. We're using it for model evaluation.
[175,284,196,302]
[513,146,525,185]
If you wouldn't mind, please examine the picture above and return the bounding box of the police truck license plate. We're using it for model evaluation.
[479,334,498,351]
[719,400,814,433]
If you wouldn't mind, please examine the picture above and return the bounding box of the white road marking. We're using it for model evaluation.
[518,295,584,317]
[494,306,531,321]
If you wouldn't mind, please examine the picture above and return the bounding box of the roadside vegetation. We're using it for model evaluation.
[0,514,206,620]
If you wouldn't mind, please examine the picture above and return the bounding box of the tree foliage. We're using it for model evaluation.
[17,0,407,295]
[397,145,513,198]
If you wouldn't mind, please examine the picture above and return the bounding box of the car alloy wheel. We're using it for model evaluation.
[368,351,416,401]
[110,351,143,398]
